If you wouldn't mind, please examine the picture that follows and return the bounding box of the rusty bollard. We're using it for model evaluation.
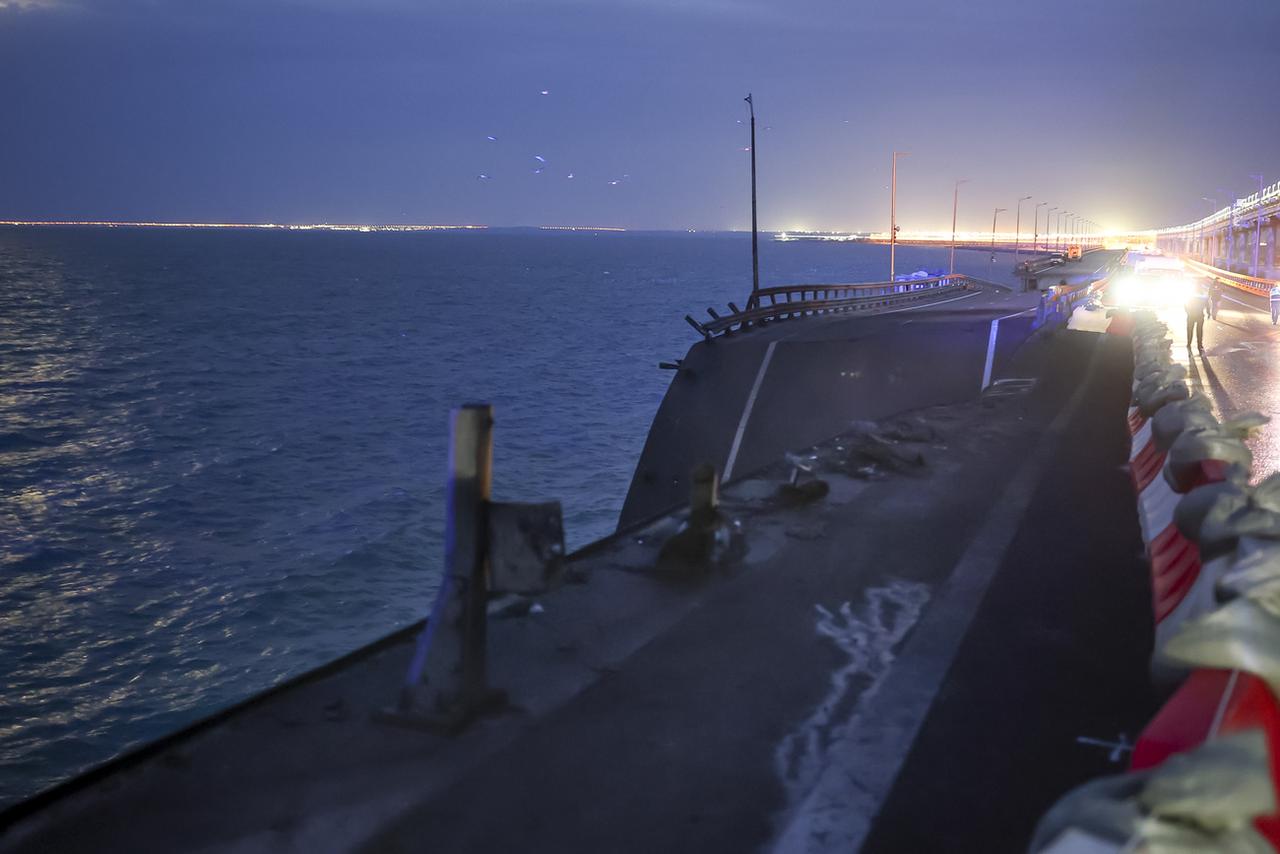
[656,463,741,579]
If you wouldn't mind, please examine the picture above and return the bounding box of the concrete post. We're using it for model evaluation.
[395,403,499,725]
[690,462,720,528]
[1268,222,1276,278]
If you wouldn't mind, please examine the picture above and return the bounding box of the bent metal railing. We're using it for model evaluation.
[1181,257,1276,297]
[684,274,976,339]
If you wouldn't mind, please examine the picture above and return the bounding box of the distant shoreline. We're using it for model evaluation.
[0,222,1142,247]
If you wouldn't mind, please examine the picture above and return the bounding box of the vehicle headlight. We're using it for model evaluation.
[1110,277,1132,306]
[1165,277,1191,307]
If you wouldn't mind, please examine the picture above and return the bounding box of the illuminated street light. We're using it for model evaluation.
[1251,173,1265,277]
[1034,202,1048,252]
[989,206,1006,278]
[890,151,909,281]
[746,93,760,309]
[1057,211,1067,251]
[950,178,969,274]
[1045,206,1057,253]
[1014,195,1032,260]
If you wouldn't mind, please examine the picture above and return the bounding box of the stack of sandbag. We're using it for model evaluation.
[1031,312,1280,853]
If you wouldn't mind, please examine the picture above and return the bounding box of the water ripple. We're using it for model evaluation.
[0,227,1014,805]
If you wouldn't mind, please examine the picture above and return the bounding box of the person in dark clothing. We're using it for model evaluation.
[1208,280,1220,320]
[1185,281,1208,352]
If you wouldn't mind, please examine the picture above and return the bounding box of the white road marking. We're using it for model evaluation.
[981,320,1001,390]
[981,307,1037,391]
[877,290,983,316]
[770,339,1104,854]
[723,341,777,480]
[1221,292,1267,313]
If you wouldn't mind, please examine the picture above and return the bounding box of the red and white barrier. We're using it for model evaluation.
[1132,666,1280,845]
[1032,312,1280,852]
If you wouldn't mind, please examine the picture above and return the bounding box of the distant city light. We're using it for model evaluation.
[538,225,626,232]
[0,220,489,232]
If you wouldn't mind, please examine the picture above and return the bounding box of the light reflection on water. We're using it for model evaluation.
[0,227,1017,805]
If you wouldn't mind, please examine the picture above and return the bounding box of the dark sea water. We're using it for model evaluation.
[0,226,1016,805]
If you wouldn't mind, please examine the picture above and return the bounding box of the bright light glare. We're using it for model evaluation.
[1109,272,1192,308]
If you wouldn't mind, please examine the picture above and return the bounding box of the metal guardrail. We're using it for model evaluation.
[1032,275,1111,329]
[684,274,976,339]
[1181,257,1276,297]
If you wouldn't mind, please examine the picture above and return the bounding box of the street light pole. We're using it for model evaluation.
[1045,206,1057,254]
[746,93,759,309]
[1014,195,1032,260]
[890,151,908,281]
[1034,202,1048,253]
[989,207,1006,278]
[949,178,969,275]
[1251,173,1265,277]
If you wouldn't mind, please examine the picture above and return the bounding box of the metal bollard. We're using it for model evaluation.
[382,404,566,731]
[388,404,501,729]
[689,462,719,528]
[656,463,740,578]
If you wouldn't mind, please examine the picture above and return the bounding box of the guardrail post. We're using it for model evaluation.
[386,404,503,729]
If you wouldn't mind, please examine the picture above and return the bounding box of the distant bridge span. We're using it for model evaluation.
[1156,178,1280,279]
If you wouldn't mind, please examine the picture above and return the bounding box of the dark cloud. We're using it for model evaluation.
[2,0,1277,230]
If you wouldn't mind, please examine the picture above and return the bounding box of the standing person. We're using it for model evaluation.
[1208,279,1220,320]
[1271,282,1280,325]
[1185,281,1208,353]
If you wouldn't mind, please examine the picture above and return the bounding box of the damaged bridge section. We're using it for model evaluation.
[0,322,1159,854]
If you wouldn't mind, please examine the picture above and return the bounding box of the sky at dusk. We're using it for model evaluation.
[2,0,1278,232]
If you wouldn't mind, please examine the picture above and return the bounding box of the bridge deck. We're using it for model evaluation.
[0,325,1157,854]
[619,250,1124,525]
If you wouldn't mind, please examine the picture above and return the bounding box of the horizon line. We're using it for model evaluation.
[0,219,1162,239]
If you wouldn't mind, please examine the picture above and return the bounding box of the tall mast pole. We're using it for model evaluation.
[890,153,897,281]
[1251,174,1264,277]
[747,94,759,309]
[950,178,968,275]
[1014,195,1031,260]
[989,207,1005,279]
[890,151,908,281]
